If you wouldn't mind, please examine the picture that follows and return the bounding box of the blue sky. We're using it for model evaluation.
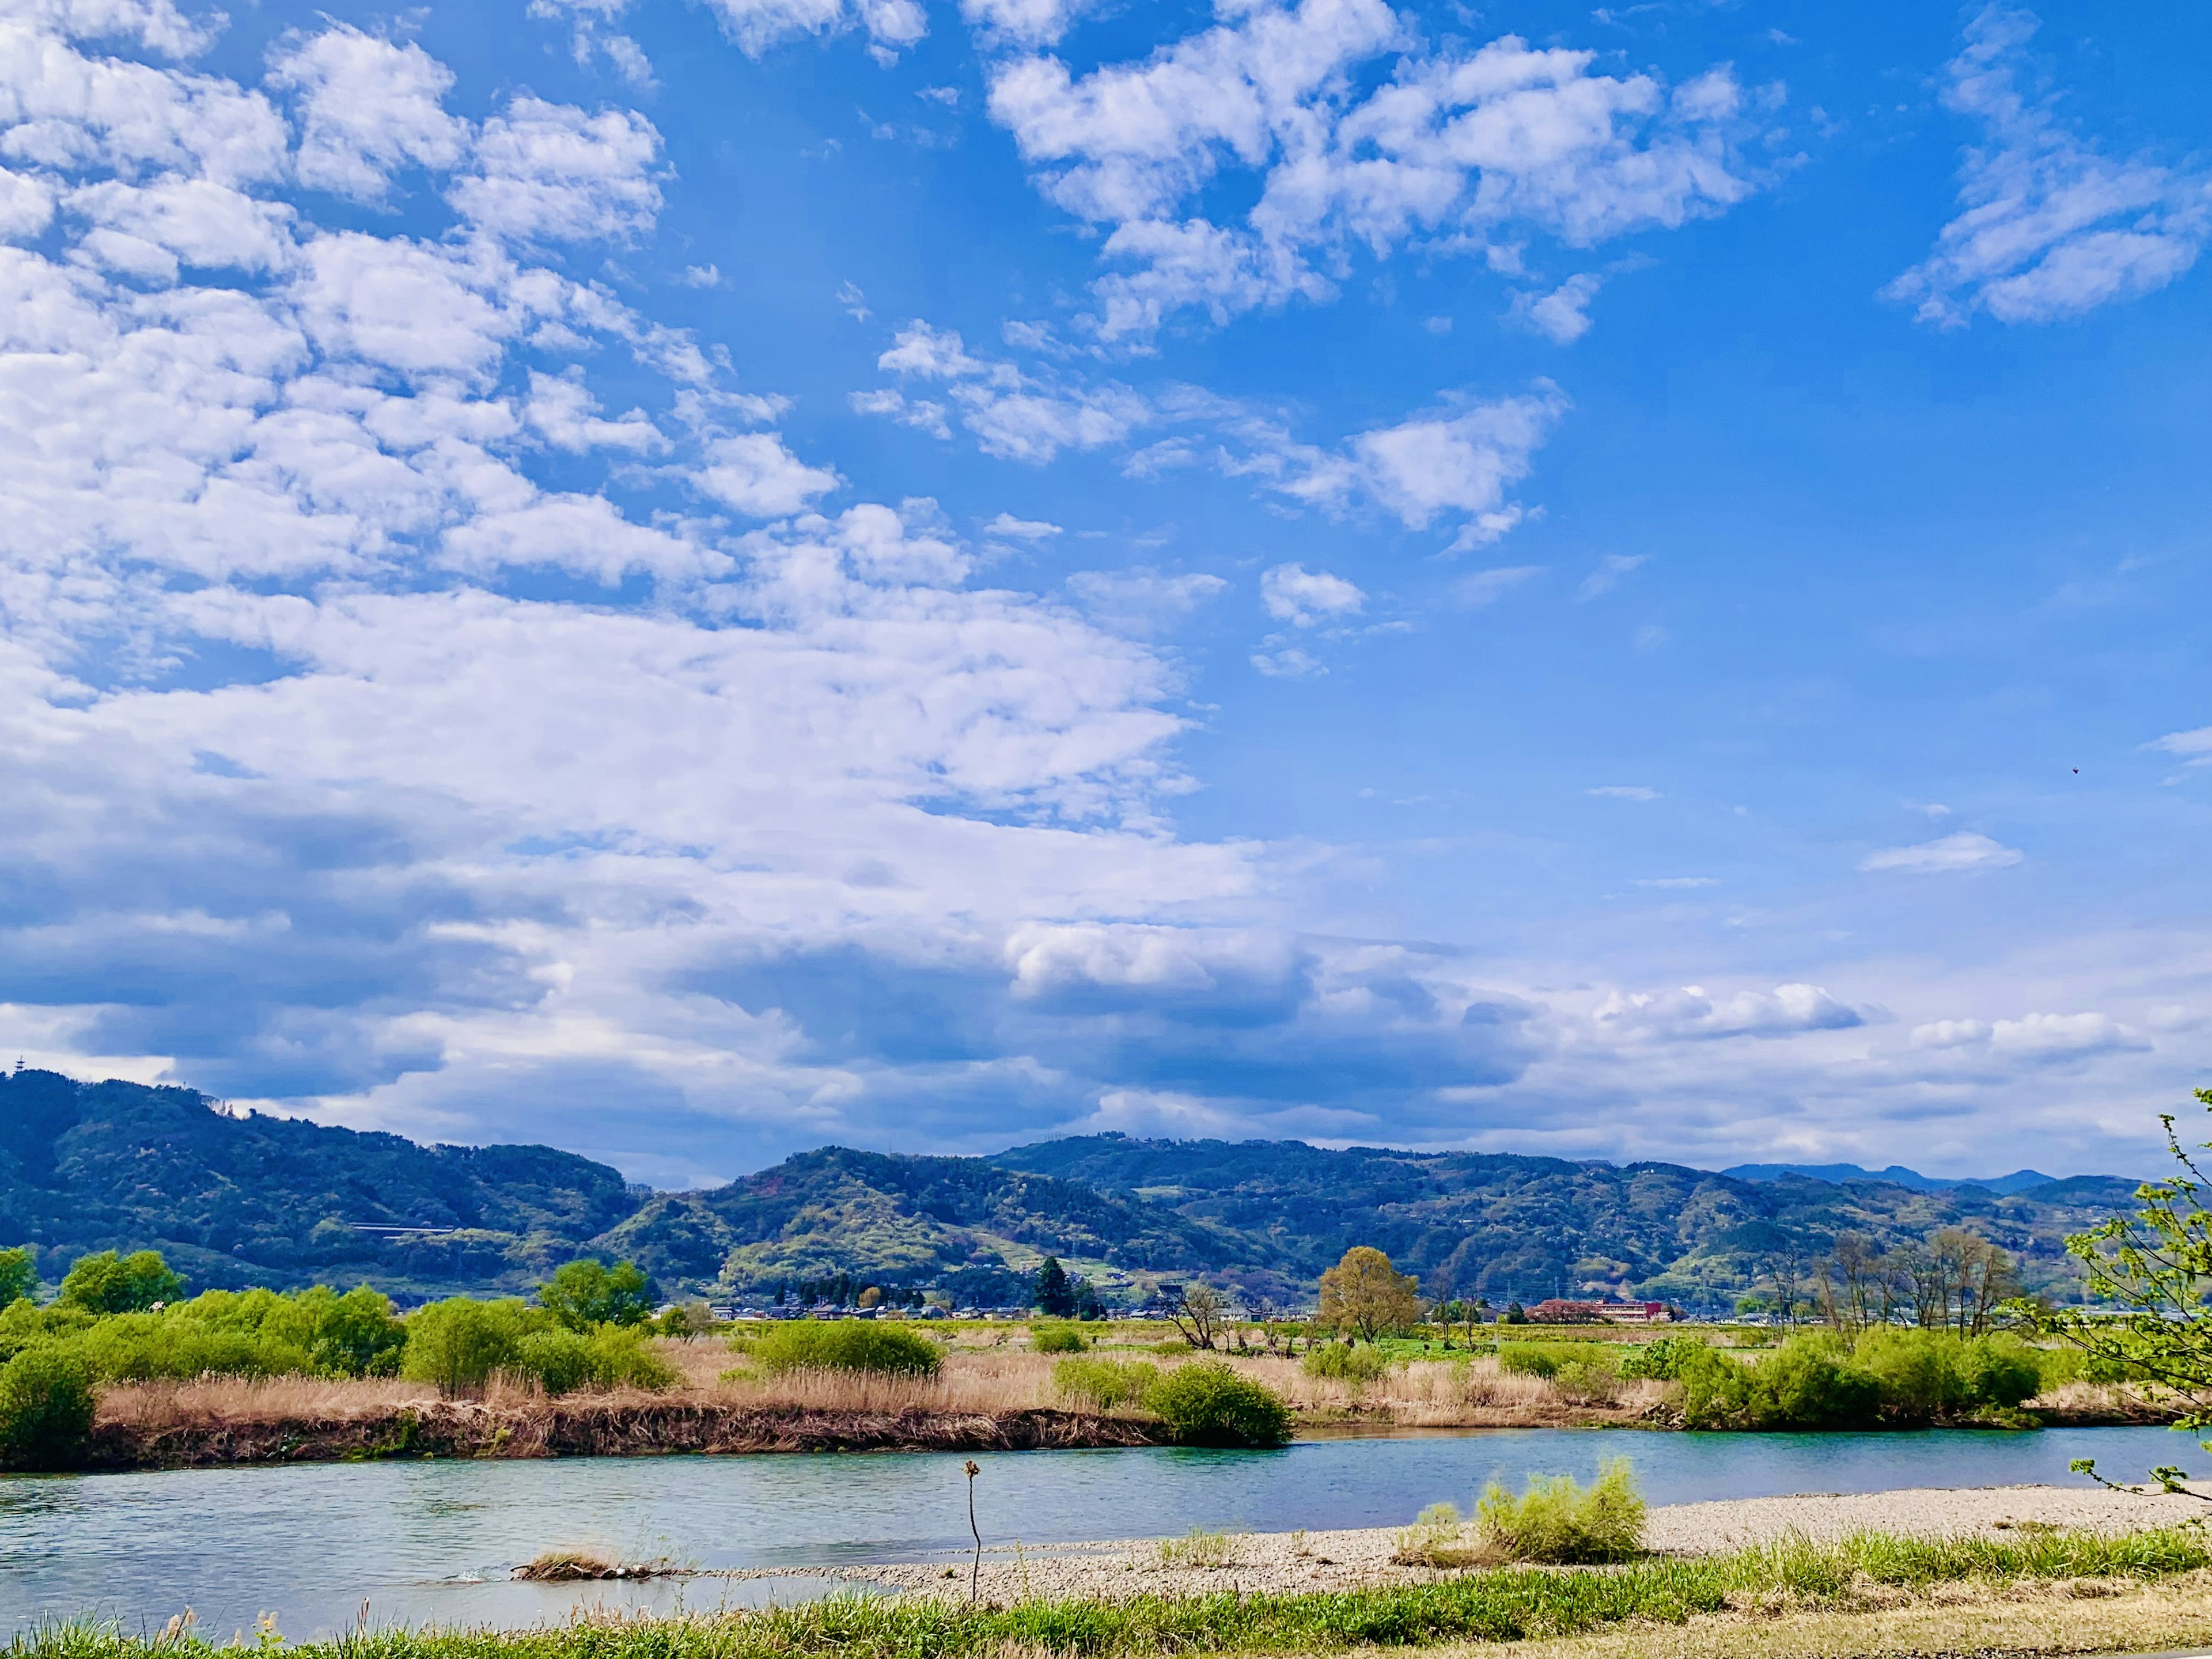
[1,0,2206,1187]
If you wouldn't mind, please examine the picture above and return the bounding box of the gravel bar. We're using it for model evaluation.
[712,1483,2212,1603]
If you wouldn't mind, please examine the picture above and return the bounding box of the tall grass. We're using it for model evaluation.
[18,1526,2212,1659]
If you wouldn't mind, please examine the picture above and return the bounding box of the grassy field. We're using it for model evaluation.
[16,1528,2212,1659]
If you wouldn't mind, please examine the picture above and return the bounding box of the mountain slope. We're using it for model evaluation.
[0,1069,643,1296]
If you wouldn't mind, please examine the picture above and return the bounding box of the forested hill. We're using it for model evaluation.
[0,1072,2142,1306]
[0,1069,638,1298]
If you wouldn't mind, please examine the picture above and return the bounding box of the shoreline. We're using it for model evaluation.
[79,1396,2177,1471]
[753,1482,2212,1603]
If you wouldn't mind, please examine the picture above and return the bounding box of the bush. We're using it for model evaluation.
[57,1250,180,1315]
[1145,1361,1293,1447]
[584,1325,679,1391]
[1301,1342,1393,1388]
[512,1327,595,1395]
[1054,1357,1158,1410]
[538,1259,656,1332]
[1618,1336,1699,1381]
[1680,1336,1881,1430]
[1476,1459,1645,1563]
[751,1319,942,1378]
[1031,1324,1089,1354]
[0,1247,35,1308]
[402,1298,533,1395]
[1498,1343,1567,1378]
[0,1346,97,1469]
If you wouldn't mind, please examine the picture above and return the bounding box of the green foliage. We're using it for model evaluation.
[1052,1357,1158,1410]
[1497,1342,1565,1378]
[1475,1459,1646,1564]
[1143,1360,1293,1447]
[1031,1323,1088,1353]
[0,1344,96,1469]
[507,1324,677,1395]
[1301,1342,1393,1386]
[1033,1256,1077,1318]
[537,1259,655,1332]
[0,1247,35,1308]
[400,1298,535,1395]
[1679,1328,2052,1430]
[750,1319,942,1378]
[1617,1336,1700,1380]
[57,1251,180,1315]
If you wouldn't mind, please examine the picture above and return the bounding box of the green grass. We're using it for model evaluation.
[18,1527,2212,1659]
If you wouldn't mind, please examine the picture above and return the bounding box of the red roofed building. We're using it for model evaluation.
[1527,1298,1669,1324]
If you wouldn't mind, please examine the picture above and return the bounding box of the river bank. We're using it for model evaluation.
[808,1482,2212,1603]
[77,1342,2172,1469]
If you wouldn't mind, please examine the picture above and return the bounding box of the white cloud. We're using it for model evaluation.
[1259,562,1363,627]
[1456,565,1541,607]
[2150,725,2212,764]
[1067,567,1227,636]
[697,0,926,59]
[1509,272,1603,342]
[525,369,664,453]
[959,0,1105,49]
[1588,785,1659,801]
[264,24,468,203]
[868,321,1149,463]
[1576,552,1646,600]
[1593,982,1867,1042]
[679,263,722,287]
[1885,5,2209,327]
[984,10,1767,338]
[1636,876,1718,889]
[982,512,1060,541]
[1911,1010,2146,1061]
[695,433,843,516]
[449,97,664,244]
[1251,645,1324,677]
[1858,831,2023,874]
[1252,384,1566,548]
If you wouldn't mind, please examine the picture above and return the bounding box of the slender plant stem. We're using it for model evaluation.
[964,1459,982,1603]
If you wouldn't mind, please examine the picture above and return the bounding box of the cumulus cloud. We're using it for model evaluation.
[1509,272,1603,342]
[1859,832,2023,874]
[1885,5,2210,327]
[695,433,843,516]
[1593,982,1867,1041]
[865,321,1150,462]
[697,0,926,59]
[265,24,468,203]
[983,7,1768,337]
[1259,563,1363,628]
[449,97,664,244]
[1067,567,1226,637]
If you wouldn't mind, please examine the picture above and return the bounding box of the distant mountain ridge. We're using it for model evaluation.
[1721,1162,2070,1196]
[0,1070,2141,1307]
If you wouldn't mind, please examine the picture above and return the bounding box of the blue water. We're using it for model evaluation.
[0,1426,2196,1639]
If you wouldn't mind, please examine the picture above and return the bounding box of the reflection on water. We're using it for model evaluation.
[0,1424,2191,1639]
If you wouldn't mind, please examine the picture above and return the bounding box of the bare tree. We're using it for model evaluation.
[1165,1283,1225,1350]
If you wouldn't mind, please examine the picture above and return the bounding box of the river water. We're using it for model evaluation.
[1,1426,2196,1639]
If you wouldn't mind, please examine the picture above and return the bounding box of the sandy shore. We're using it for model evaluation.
[722,1483,2212,1603]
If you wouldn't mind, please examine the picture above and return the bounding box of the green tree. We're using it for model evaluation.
[401,1298,531,1395]
[0,1247,35,1308]
[0,1346,96,1469]
[2035,1090,2212,1492]
[312,1286,408,1376]
[1032,1256,1076,1318]
[1316,1246,1421,1340]
[58,1250,181,1314]
[537,1259,655,1331]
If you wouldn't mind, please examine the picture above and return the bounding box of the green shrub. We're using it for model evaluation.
[1498,1342,1567,1378]
[1680,1336,1881,1430]
[1054,1357,1159,1410]
[750,1320,942,1378]
[57,1250,180,1315]
[1301,1342,1392,1387]
[0,1345,97,1469]
[1959,1334,2043,1410]
[402,1298,533,1395]
[584,1326,679,1391]
[1618,1336,1699,1380]
[512,1327,595,1396]
[0,1247,35,1308]
[1144,1361,1293,1447]
[538,1259,656,1332]
[1031,1324,1089,1353]
[1475,1459,1646,1563]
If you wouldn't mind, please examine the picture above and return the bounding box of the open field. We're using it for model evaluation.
[80,1331,2170,1467]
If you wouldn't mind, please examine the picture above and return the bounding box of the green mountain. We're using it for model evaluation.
[0,1069,639,1297]
[0,1072,2140,1308]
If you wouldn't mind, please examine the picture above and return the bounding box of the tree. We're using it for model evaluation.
[1502,1301,1528,1325]
[537,1259,655,1331]
[0,1248,34,1308]
[402,1298,530,1395]
[2036,1092,2212,1491]
[1164,1283,1225,1350]
[1317,1246,1422,1341]
[58,1249,180,1314]
[1033,1256,1076,1319]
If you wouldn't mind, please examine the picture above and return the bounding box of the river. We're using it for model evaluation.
[1,1425,2196,1639]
